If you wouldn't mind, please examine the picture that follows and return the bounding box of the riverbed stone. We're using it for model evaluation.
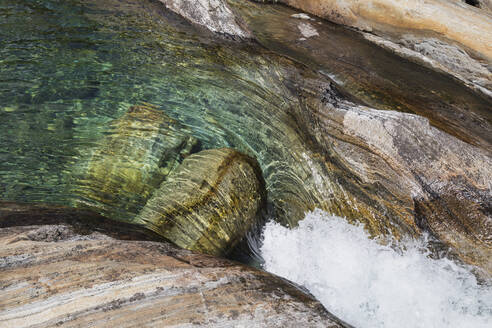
[70,104,198,221]
[134,148,266,256]
[292,79,492,275]
[0,204,350,328]
[252,0,492,94]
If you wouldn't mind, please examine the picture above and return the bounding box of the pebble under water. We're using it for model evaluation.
[260,209,492,328]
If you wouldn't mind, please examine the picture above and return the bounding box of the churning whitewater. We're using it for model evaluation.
[259,209,492,328]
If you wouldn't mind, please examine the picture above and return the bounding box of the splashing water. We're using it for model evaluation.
[259,209,492,328]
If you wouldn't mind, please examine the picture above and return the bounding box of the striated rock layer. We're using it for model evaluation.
[292,79,492,274]
[256,0,492,59]
[135,148,266,256]
[252,0,492,94]
[158,0,252,39]
[0,204,350,328]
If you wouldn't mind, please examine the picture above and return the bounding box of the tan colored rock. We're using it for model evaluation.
[252,0,492,93]
[268,0,492,60]
[0,204,350,328]
[293,80,492,274]
[134,148,266,256]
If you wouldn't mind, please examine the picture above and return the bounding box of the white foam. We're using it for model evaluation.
[259,209,492,328]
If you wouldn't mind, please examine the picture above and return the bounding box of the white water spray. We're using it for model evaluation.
[259,209,492,328]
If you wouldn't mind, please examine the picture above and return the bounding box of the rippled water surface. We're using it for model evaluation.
[2,0,490,226]
[0,0,315,219]
[2,0,492,326]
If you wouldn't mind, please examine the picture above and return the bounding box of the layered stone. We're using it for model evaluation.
[250,0,492,95]
[134,148,266,256]
[158,0,253,39]
[0,204,349,328]
[292,80,492,274]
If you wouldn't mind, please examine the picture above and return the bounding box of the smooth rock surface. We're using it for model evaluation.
[363,33,492,97]
[230,0,492,150]
[252,0,492,93]
[258,0,492,59]
[159,0,252,39]
[294,80,492,274]
[135,148,266,256]
[70,104,198,221]
[0,204,349,328]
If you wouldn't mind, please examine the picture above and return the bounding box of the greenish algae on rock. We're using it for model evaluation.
[134,148,266,256]
[70,104,198,221]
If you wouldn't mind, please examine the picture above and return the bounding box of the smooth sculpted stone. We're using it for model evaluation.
[135,148,266,256]
[0,206,350,328]
[71,104,198,221]
[158,0,252,39]
[253,0,492,94]
[294,81,492,275]
[255,0,492,59]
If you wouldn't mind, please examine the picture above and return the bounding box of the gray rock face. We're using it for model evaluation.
[0,204,350,328]
[70,104,198,221]
[158,0,252,39]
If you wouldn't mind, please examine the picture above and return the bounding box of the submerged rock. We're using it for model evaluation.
[70,104,198,221]
[135,148,266,256]
[0,204,350,328]
[158,0,253,39]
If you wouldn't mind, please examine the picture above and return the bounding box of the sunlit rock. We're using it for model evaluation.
[0,204,350,328]
[252,0,492,94]
[70,104,198,221]
[294,81,492,273]
[135,148,266,256]
[158,0,252,39]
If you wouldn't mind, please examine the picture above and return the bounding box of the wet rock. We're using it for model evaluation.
[70,104,198,221]
[158,0,253,39]
[0,206,350,328]
[363,33,492,98]
[256,0,492,59]
[135,148,266,256]
[294,80,492,274]
[253,0,492,94]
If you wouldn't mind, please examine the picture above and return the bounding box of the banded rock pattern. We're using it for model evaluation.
[71,105,198,221]
[0,204,350,328]
[158,0,252,39]
[135,148,266,256]
[252,0,492,94]
[294,81,492,274]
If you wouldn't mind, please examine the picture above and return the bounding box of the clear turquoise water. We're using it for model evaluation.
[0,0,322,222]
[1,0,490,228]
